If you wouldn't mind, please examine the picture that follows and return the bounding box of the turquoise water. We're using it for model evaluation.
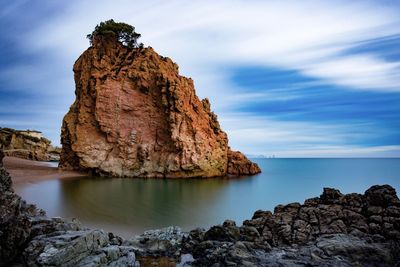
[15,158,400,237]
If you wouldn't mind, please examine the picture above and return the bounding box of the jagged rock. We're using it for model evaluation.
[320,187,343,204]
[60,36,260,178]
[365,184,400,207]
[183,185,400,266]
[0,127,60,161]
[0,149,38,265]
[127,226,187,258]
[0,150,11,191]
[23,229,139,267]
[227,150,261,175]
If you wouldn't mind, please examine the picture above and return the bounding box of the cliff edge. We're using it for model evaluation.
[60,35,260,178]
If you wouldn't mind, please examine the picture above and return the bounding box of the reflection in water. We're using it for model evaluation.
[59,177,236,234]
[16,158,400,238]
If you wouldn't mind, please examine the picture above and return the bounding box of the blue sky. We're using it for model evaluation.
[1,0,400,157]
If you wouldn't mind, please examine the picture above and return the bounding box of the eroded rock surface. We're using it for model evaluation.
[60,36,260,177]
[0,127,60,161]
[227,150,261,176]
[128,226,186,257]
[182,185,400,266]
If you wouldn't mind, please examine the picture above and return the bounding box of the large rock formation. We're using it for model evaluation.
[60,36,260,177]
[0,127,60,161]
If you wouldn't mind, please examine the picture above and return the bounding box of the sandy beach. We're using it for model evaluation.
[3,156,87,187]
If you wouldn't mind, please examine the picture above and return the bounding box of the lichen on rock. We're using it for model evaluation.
[60,34,260,178]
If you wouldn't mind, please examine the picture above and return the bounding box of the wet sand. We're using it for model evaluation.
[3,156,87,187]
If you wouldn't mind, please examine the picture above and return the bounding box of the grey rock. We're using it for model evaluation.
[128,226,187,258]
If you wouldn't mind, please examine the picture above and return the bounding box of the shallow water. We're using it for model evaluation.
[15,158,400,238]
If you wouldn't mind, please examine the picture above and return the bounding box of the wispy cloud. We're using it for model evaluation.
[23,1,400,92]
[1,0,399,156]
[221,113,400,157]
[303,55,400,91]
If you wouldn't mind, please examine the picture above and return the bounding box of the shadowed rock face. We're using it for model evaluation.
[60,36,260,177]
[0,149,34,264]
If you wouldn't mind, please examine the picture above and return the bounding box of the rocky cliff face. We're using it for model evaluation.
[0,127,60,161]
[60,36,260,177]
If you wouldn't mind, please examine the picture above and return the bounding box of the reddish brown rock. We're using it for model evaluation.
[60,36,260,178]
[227,150,261,175]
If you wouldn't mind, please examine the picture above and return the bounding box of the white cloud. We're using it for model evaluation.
[24,0,400,93]
[303,55,400,91]
[4,0,400,156]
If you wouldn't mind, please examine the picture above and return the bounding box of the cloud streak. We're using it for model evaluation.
[0,0,399,156]
[222,113,400,157]
[24,1,400,92]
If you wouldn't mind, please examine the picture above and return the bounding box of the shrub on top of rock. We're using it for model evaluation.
[86,19,143,48]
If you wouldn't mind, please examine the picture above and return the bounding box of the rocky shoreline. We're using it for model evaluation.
[1,151,399,266]
[0,127,60,162]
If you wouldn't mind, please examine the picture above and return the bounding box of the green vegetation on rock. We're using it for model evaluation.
[87,19,143,48]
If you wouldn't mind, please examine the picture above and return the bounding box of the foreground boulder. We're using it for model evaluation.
[60,33,260,178]
[0,127,60,161]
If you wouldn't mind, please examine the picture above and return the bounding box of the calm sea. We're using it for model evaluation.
[15,158,400,238]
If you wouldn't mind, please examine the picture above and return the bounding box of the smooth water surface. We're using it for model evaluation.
[15,158,400,237]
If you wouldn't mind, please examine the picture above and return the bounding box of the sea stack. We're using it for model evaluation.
[60,23,260,178]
